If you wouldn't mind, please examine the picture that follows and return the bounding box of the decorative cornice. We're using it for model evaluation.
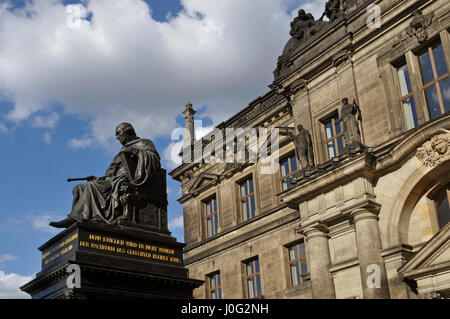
[331,48,353,68]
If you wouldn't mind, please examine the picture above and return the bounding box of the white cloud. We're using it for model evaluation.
[3,213,65,234]
[0,0,326,147]
[32,111,60,129]
[27,214,63,234]
[68,135,93,149]
[168,215,184,230]
[0,254,18,265]
[43,131,52,143]
[0,271,33,299]
[0,122,7,134]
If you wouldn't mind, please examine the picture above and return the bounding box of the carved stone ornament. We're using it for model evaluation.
[332,49,352,68]
[416,129,450,167]
[406,9,434,43]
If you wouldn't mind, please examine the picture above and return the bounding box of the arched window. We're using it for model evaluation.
[433,185,450,229]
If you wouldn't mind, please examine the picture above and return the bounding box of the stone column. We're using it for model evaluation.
[352,208,391,299]
[302,223,335,299]
[183,101,196,150]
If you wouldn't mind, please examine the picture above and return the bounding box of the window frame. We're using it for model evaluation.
[394,58,419,130]
[203,195,219,239]
[206,271,222,299]
[279,152,299,191]
[321,112,343,160]
[243,257,262,299]
[286,240,309,287]
[416,42,450,119]
[238,175,257,222]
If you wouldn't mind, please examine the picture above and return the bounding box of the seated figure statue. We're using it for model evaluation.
[50,122,168,231]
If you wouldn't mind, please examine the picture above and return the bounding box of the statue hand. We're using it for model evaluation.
[119,180,131,193]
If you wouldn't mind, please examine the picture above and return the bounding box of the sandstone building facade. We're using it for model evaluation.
[169,0,450,299]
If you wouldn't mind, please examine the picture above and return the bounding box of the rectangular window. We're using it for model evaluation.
[204,196,219,238]
[280,154,298,191]
[239,177,256,221]
[207,272,222,299]
[418,42,450,119]
[245,258,262,298]
[323,115,343,159]
[397,62,418,129]
[287,241,308,286]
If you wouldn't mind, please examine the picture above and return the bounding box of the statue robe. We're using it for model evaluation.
[68,137,161,224]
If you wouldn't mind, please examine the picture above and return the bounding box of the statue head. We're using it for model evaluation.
[297,124,304,132]
[115,122,137,145]
[341,97,349,104]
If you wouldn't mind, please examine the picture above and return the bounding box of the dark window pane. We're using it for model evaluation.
[249,178,254,194]
[299,242,306,257]
[335,120,341,134]
[300,259,308,276]
[433,44,448,78]
[250,196,255,218]
[439,77,450,113]
[438,195,450,229]
[425,85,442,119]
[255,275,262,297]
[255,259,260,273]
[337,136,344,154]
[402,97,418,129]
[290,156,297,172]
[419,50,435,84]
[218,288,222,299]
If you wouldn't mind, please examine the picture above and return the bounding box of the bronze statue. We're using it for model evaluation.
[50,123,167,230]
[338,98,362,147]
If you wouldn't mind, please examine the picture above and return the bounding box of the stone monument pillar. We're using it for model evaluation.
[183,101,196,151]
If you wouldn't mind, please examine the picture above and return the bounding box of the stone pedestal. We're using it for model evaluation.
[20,221,203,299]
[302,223,336,299]
[352,209,390,299]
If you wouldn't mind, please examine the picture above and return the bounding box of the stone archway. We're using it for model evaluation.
[385,130,450,247]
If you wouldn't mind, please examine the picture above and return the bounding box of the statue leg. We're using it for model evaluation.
[69,184,91,222]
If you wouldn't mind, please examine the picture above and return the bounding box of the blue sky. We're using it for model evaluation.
[0,0,326,298]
